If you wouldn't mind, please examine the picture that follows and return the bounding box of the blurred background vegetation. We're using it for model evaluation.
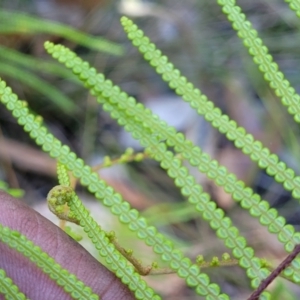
[1,0,300,299]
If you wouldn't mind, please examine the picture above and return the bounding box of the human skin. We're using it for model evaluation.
[0,191,135,300]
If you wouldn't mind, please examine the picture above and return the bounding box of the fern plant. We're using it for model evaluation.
[1,1,300,299]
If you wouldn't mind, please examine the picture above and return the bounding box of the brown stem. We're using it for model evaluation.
[248,244,300,300]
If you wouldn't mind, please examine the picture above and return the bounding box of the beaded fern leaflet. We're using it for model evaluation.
[45,46,284,300]
[0,224,99,300]
[118,16,300,282]
[0,268,27,300]
[218,0,300,122]
[0,81,228,299]
[46,43,254,298]
[45,44,278,298]
[0,5,299,299]
[35,47,239,295]
[44,27,300,290]
[121,14,300,202]
[48,164,161,300]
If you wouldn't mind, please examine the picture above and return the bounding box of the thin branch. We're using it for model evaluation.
[248,244,300,300]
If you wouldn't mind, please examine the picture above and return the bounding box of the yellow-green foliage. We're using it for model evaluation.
[1,1,300,299]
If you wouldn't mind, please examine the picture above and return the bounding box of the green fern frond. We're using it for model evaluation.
[0,224,99,300]
[43,15,300,294]
[44,43,238,299]
[118,15,300,284]
[120,16,300,202]
[47,184,161,300]
[218,0,300,121]
[116,16,300,281]
[43,36,300,290]
[0,268,27,300]
[1,4,300,298]
[44,42,275,297]
[0,79,228,299]
[0,70,232,300]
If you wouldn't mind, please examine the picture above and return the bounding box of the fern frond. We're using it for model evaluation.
[44,43,280,298]
[117,17,300,282]
[2,10,299,298]
[0,79,228,299]
[0,268,27,300]
[45,44,238,299]
[47,185,160,300]
[44,39,300,290]
[55,163,160,299]
[120,16,300,202]
[0,225,99,300]
[218,0,300,121]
